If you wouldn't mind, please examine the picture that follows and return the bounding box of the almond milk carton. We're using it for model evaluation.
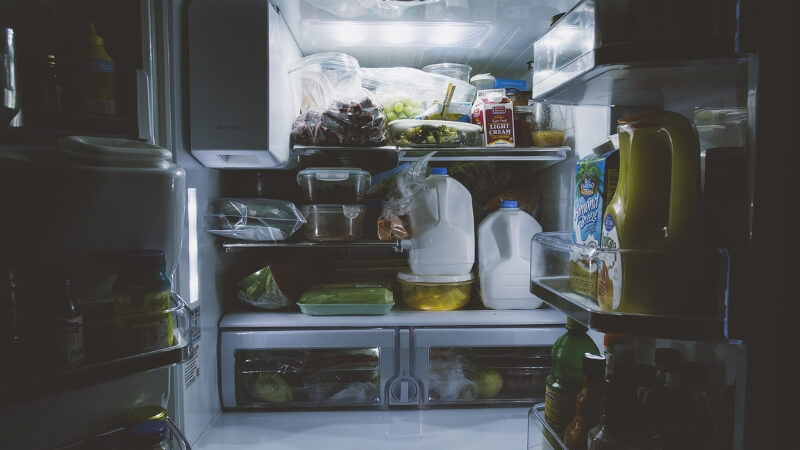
[471,89,515,147]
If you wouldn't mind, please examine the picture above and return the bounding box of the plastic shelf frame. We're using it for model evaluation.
[0,293,195,404]
[529,232,729,339]
[58,416,191,450]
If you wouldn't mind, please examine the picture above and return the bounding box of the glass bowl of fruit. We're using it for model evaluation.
[396,272,475,311]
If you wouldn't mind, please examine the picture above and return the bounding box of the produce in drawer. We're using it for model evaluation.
[248,372,294,403]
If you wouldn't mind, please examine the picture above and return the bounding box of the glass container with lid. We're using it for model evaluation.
[387,119,482,147]
[296,167,371,204]
[396,272,475,311]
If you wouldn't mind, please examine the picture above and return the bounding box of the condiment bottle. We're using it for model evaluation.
[587,346,651,449]
[83,22,116,115]
[545,318,600,438]
[669,362,714,450]
[112,250,173,355]
[563,353,606,450]
[54,279,85,366]
[41,54,63,113]
[598,110,704,316]
[643,348,682,444]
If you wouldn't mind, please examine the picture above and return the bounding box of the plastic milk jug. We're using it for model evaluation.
[406,167,475,276]
[478,200,544,309]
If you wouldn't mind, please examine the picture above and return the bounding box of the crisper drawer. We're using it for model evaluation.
[412,328,561,407]
[220,329,395,409]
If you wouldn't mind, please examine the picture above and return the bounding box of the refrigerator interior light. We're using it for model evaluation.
[301,20,493,47]
[188,187,199,305]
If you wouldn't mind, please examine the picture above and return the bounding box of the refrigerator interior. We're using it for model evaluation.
[0,0,774,448]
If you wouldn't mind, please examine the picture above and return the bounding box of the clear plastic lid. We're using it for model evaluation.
[470,73,496,83]
[396,271,475,284]
[297,167,370,182]
[421,63,472,81]
[288,52,360,74]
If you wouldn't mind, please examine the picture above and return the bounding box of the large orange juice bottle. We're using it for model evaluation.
[597,110,713,316]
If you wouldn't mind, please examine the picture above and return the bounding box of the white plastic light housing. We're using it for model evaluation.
[301,20,493,48]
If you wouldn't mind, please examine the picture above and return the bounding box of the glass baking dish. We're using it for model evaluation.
[300,204,366,241]
[386,119,482,147]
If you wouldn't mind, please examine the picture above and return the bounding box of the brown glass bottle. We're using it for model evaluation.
[563,353,606,450]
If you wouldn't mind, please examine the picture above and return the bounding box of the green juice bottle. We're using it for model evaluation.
[545,317,600,438]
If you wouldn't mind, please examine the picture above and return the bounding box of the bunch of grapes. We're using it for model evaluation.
[384,97,424,123]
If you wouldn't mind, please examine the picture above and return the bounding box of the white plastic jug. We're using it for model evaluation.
[478,200,544,309]
[406,167,475,276]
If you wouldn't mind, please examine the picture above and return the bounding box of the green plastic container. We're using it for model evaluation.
[297,286,394,316]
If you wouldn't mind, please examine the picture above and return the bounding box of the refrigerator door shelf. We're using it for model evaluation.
[531,0,745,106]
[527,403,567,450]
[0,293,194,405]
[57,416,190,450]
[530,232,730,340]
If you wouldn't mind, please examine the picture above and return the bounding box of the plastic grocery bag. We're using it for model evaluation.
[373,152,435,240]
[236,264,304,311]
[205,198,306,241]
[361,67,477,123]
[290,97,387,146]
[428,350,478,401]
[289,53,388,146]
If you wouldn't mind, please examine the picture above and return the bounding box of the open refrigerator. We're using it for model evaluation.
[0,0,785,449]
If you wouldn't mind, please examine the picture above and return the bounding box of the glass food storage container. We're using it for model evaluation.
[300,204,366,241]
[422,63,472,82]
[387,119,482,147]
[296,167,371,204]
[532,102,571,147]
[396,272,475,311]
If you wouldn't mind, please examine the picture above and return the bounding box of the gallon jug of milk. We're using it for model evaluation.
[406,167,475,276]
[478,200,544,309]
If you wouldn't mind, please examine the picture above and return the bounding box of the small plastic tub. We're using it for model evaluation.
[301,204,366,241]
[470,73,496,90]
[396,272,475,311]
[297,167,371,204]
[422,63,472,82]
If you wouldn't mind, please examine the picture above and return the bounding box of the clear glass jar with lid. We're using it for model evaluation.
[125,420,170,450]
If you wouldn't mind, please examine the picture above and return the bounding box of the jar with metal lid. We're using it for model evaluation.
[126,420,170,450]
[126,405,167,425]
[513,106,535,147]
[112,250,173,355]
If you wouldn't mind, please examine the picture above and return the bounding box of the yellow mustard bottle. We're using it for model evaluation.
[84,22,116,115]
[597,110,711,316]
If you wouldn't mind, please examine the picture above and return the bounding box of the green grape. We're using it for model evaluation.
[404,105,415,116]
[386,111,397,122]
[393,102,404,113]
[397,113,407,119]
